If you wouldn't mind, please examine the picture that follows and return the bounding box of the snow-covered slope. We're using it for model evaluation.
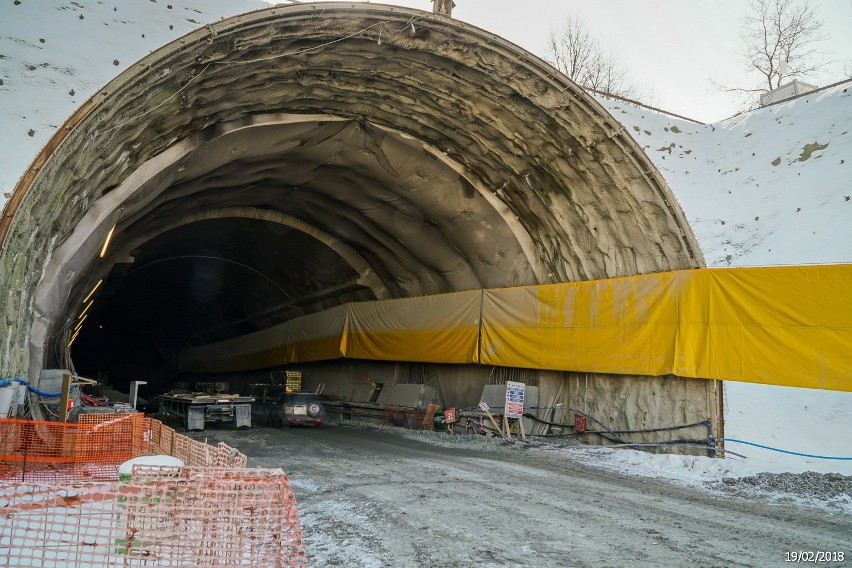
[1,2,849,474]
[596,89,852,474]
[596,86,852,268]
[0,0,266,204]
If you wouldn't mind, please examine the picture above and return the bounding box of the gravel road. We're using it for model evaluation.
[194,423,851,568]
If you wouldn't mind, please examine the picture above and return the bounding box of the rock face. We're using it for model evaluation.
[0,5,711,442]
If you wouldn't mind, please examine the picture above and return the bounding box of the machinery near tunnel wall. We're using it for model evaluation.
[0,5,717,449]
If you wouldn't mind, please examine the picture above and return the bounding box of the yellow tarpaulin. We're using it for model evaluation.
[179,265,852,392]
[180,305,349,374]
[481,265,852,391]
[480,273,680,376]
[180,290,481,373]
[344,290,481,364]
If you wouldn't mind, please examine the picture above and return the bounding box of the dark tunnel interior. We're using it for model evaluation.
[70,217,375,392]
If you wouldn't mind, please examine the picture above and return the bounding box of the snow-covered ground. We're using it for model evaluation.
[382,422,852,514]
[1,2,850,476]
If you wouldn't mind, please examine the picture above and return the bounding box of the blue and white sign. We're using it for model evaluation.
[505,381,525,418]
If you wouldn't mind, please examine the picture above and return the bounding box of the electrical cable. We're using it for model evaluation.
[0,377,79,398]
[563,407,628,443]
[605,442,748,459]
[522,411,721,453]
[718,438,852,461]
[80,393,107,407]
[523,413,711,435]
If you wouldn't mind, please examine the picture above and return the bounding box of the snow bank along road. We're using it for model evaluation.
[194,424,851,568]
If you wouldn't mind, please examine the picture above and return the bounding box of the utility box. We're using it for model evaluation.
[573,413,587,433]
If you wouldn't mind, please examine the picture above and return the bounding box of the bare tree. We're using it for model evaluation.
[545,16,639,100]
[719,0,827,106]
[744,0,826,89]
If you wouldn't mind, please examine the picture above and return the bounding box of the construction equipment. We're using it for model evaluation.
[251,371,324,427]
[158,390,254,431]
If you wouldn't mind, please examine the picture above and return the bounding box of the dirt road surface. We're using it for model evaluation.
[195,423,850,568]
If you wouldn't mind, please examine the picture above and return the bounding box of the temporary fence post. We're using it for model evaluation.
[58,373,72,422]
[20,421,30,482]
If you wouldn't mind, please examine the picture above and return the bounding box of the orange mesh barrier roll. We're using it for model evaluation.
[0,415,246,482]
[0,466,306,567]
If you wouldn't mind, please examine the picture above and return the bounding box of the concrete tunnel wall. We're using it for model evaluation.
[0,3,717,436]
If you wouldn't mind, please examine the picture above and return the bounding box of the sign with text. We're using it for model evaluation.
[505,381,525,419]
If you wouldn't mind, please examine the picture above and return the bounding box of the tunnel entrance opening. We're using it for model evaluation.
[68,217,375,393]
[2,4,714,440]
[53,117,537,395]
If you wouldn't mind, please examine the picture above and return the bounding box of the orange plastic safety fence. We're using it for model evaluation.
[0,415,246,483]
[0,414,143,483]
[0,466,307,567]
[145,420,247,468]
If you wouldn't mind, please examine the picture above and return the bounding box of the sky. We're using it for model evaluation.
[268,0,852,123]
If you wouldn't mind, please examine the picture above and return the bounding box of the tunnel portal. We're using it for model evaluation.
[0,4,709,430]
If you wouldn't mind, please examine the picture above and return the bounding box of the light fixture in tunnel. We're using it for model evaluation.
[99,225,116,259]
[74,314,87,332]
[82,279,102,303]
[78,300,94,321]
[68,328,81,348]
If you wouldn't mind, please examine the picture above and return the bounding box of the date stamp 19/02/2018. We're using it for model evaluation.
[785,551,845,563]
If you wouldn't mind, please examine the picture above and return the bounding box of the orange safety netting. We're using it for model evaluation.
[0,415,305,567]
[0,414,247,483]
[0,466,306,567]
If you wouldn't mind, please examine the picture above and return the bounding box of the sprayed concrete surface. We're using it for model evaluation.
[1,4,713,450]
[193,423,850,568]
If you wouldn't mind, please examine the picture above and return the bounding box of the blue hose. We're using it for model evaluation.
[0,377,78,398]
[718,438,852,461]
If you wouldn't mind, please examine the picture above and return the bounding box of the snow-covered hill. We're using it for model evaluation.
[595,89,852,474]
[596,86,852,268]
[0,0,266,202]
[1,1,850,474]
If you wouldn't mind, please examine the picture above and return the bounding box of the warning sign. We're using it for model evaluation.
[444,408,458,424]
[505,381,525,419]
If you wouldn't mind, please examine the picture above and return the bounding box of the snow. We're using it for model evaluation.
[555,444,852,513]
[117,454,184,476]
[0,0,266,203]
[594,85,852,268]
[1,2,850,476]
[332,421,852,514]
[594,88,852,475]
[0,499,119,568]
[300,500,391,568]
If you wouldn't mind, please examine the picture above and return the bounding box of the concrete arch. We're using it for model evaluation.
[0,3,703,381]
[116,206,390,299]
